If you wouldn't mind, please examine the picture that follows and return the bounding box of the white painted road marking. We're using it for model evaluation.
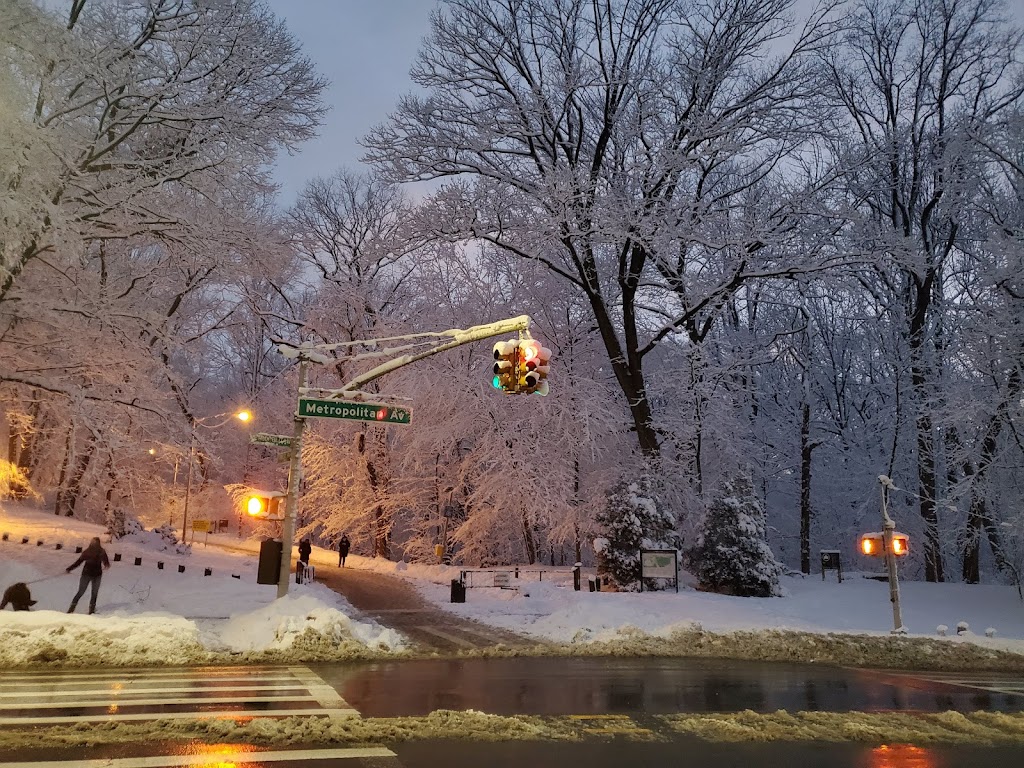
[0,666,359,725]
[0,694,319,710]
[0,685,310,699]
[0,707,359,726]
[0,746,396,767]
[414,625,478,648]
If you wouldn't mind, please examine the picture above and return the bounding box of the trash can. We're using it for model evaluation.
[257,539,283,584]
[450,578,466,603]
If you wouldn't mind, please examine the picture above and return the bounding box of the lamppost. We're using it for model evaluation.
[182,410,251,542]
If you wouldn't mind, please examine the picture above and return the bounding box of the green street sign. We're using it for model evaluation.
[297,398,412,425]
[251,433,293,447]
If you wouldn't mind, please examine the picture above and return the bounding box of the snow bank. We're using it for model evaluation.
[0,502,408,666]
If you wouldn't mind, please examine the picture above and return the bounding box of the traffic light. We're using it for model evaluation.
[246,494,282,519]
[519,340,551,395]
[492,339,520,393]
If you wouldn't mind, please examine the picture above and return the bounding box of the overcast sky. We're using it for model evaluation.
[265,0,439,204]
[266,0,1024,208]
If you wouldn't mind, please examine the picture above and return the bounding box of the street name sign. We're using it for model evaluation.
[251,433,293,447]
[297,398,412,425]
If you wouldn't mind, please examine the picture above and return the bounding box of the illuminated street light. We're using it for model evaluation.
[182,410,252,542]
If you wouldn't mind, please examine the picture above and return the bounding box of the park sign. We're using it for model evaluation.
[251,432,293,447]
[297,397,412,425]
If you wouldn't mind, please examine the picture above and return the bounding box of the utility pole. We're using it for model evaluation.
[277,358,309,598]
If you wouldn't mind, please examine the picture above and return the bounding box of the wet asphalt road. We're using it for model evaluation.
[2,657,1024,767]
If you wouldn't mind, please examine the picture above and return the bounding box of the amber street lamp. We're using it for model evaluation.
[182,410,251,542]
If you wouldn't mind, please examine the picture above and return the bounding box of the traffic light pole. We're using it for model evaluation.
[273,315,533,598]
[278,358,309,599]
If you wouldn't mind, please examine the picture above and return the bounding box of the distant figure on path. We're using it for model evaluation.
[298,538,312,566]
[66,536,110,614]
[338,534,351,567]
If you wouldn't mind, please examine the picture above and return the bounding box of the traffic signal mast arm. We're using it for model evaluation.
[269,315,534,601]
[283,315,533,398]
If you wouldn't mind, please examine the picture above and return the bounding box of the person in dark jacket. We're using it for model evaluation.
[66,537,110,614]
[338,534,350,567]
[298,538,312,566]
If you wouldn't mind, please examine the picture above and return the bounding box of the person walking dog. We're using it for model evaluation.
[338,534,351,567]
[66,537,110,614]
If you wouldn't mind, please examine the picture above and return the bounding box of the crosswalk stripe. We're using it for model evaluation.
[0,746,396,768]
[0,671,295,683]
[0,694,318,710]
[287,666,347,708]
[415,625,478,648]
[0,706,359,725]
[0,684,309,698]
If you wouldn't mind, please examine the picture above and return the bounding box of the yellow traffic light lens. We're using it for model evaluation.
[246,497,264,516]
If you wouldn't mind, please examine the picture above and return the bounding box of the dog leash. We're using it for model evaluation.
[22,572,66,586]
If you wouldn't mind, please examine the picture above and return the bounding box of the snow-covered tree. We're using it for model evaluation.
[594,471,679,591]
[691,475,782,597]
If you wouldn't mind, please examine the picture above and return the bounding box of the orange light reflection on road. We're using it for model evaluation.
[867,744,937,768]
[175,742,259,767]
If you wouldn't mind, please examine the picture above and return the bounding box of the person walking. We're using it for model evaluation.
[338,534,350,567]
[66,537,110,614]
[297,538,312,584]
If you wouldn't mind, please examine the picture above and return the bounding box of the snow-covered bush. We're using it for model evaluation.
[594,472,679,591]
[105,507,138,539]
[151,522,190,555]
[690,475,782,598]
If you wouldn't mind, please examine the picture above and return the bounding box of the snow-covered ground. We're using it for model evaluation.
[4,500,1024,667]
[0,502,404,666]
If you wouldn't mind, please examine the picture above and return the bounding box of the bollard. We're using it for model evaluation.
[157,562,164,570]
[588,578,596,592]
[515,566,520,579]
[1,533,8,541]
[573,563,581,591]
[55,543,63,550]
[134,557,142,566]
[113,553,122,562]
[22,537,29,544]
[204,567,212,576]
[178,564,185,573]
[36,540,43,547]
[596,576,602,591]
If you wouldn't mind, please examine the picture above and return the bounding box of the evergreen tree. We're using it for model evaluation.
[692,475,783,597]
[594,473,679,591]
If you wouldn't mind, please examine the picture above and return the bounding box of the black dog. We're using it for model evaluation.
[1,582,37,611]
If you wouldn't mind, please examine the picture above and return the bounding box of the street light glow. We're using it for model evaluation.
[236,410,251,422]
